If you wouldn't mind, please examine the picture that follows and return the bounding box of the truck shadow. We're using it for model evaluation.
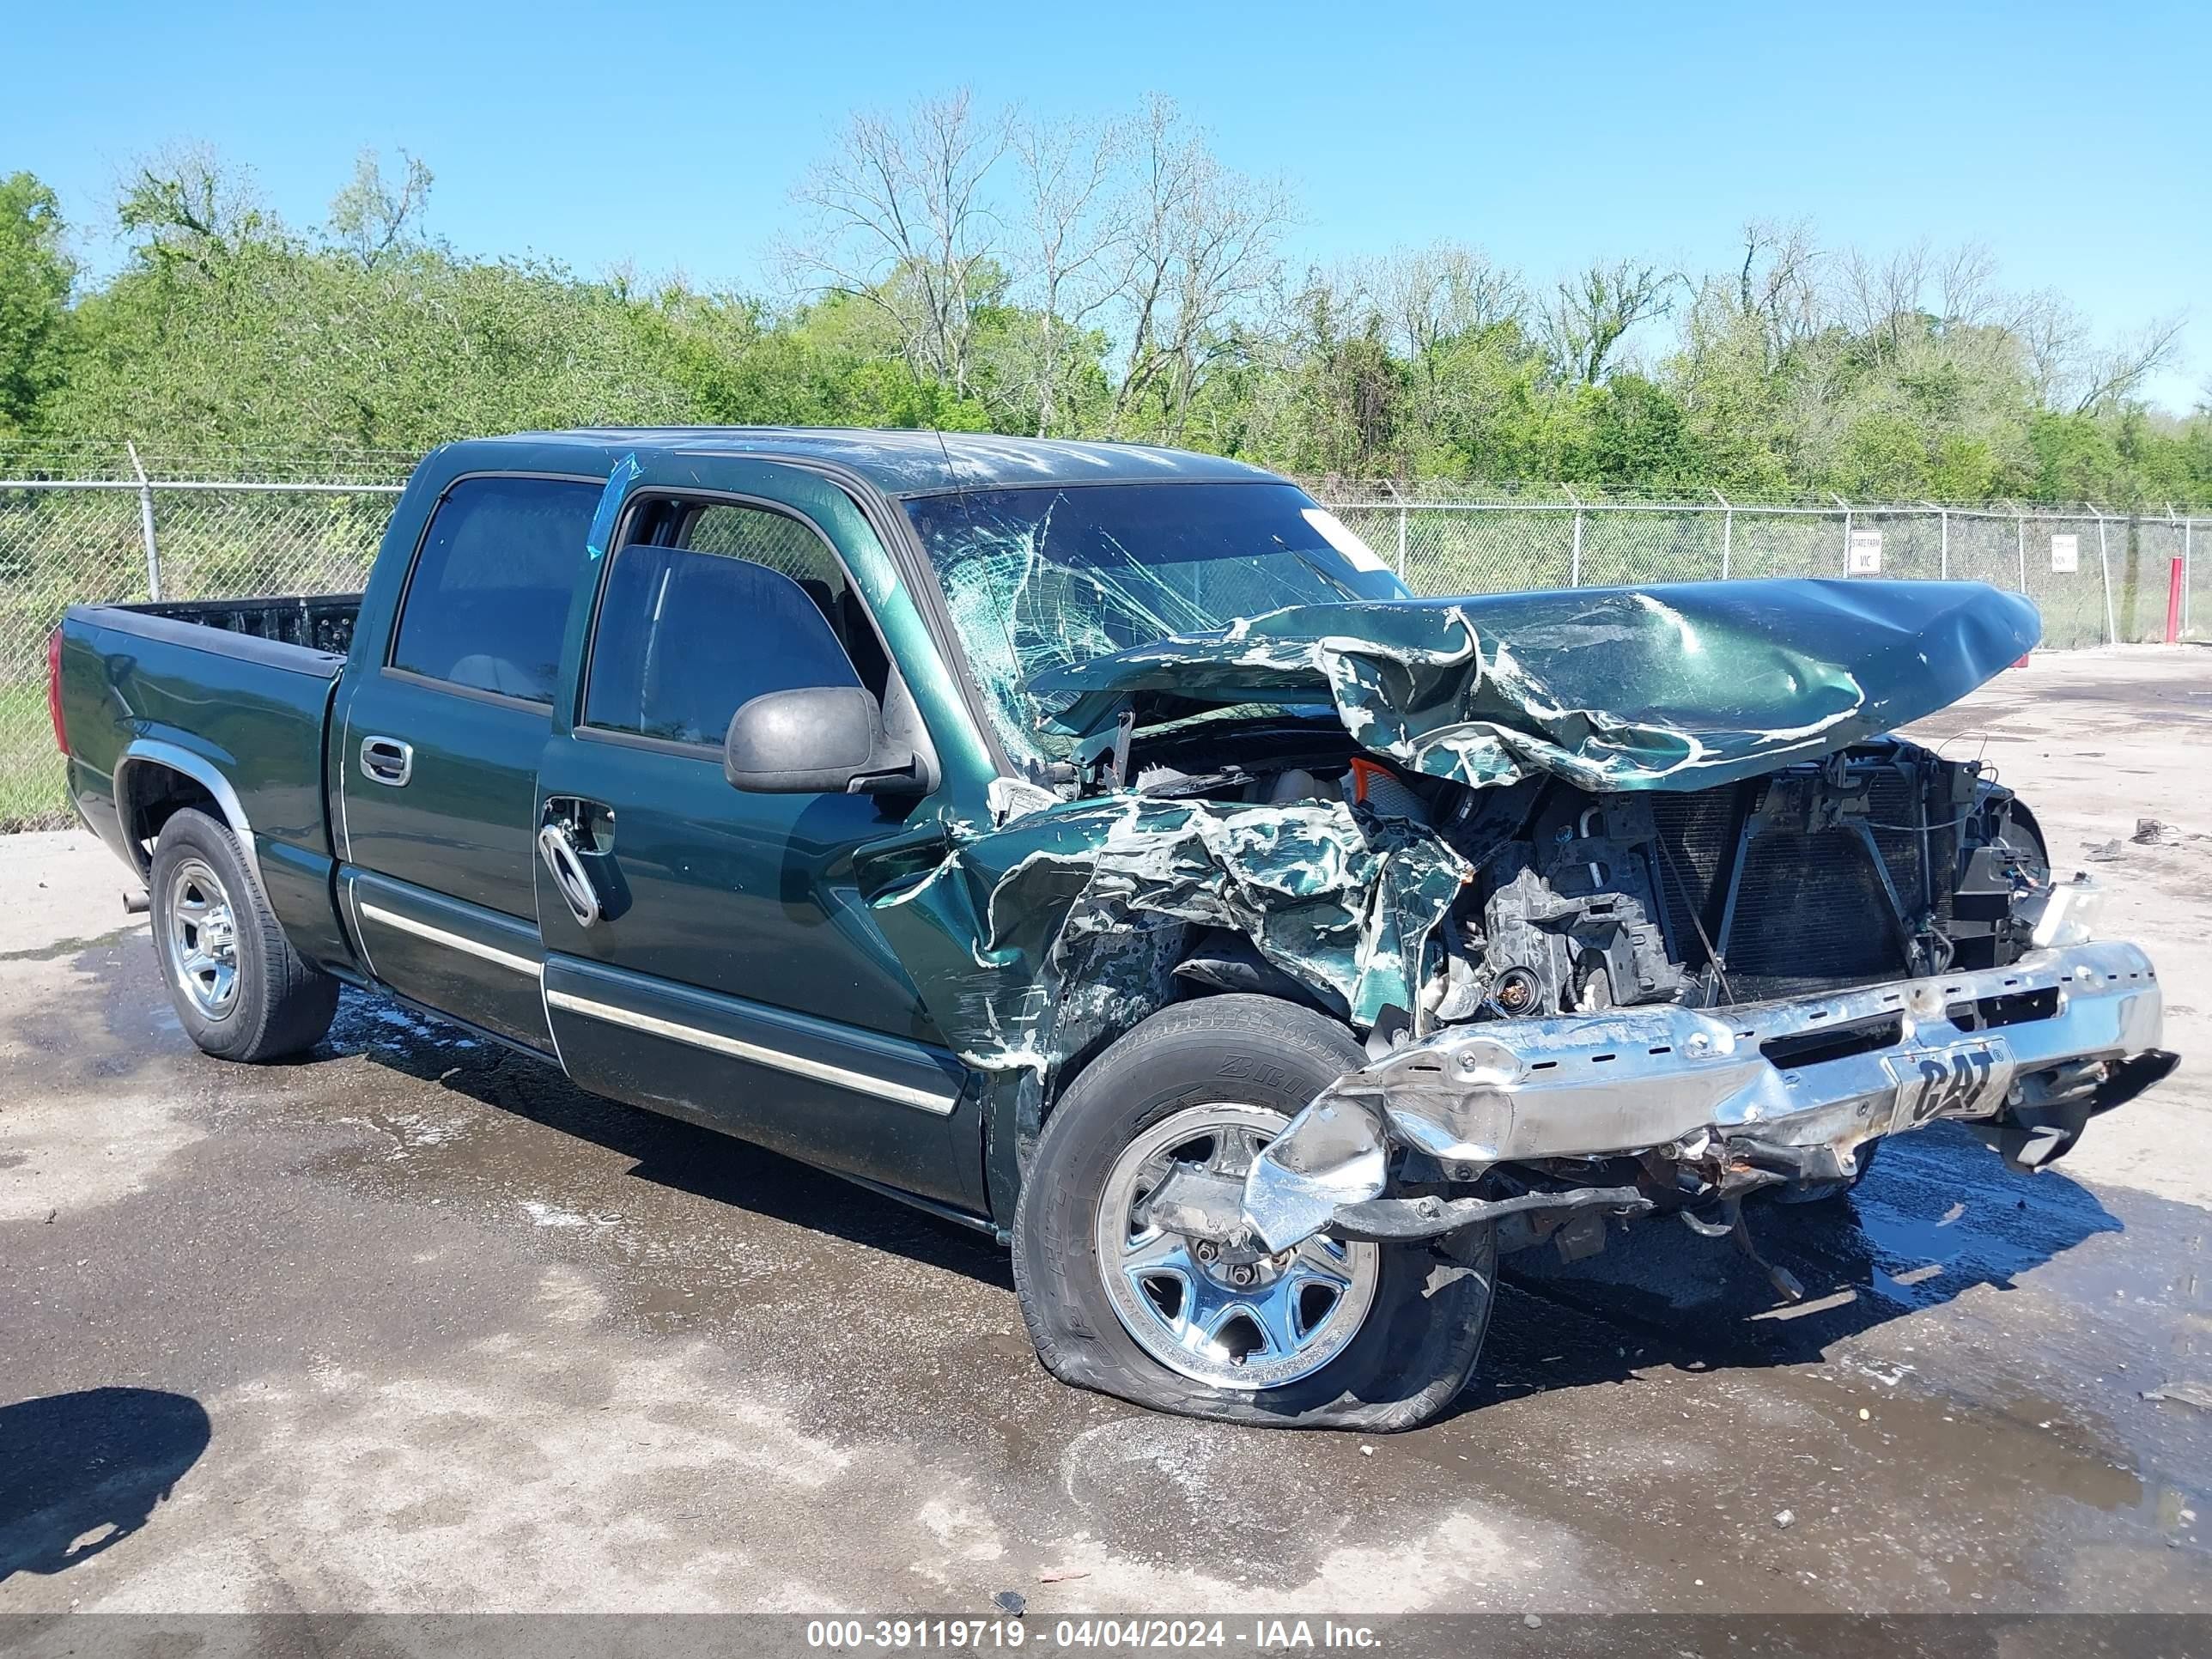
[0,1388,210,1582]
[1470,1121,2126,1413]
[328,993,2130,1402]
[335,992,1012,1291]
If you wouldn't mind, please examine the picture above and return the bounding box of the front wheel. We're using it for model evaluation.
[1012,994,1495,1431]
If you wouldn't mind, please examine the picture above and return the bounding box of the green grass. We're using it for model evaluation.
[0,683,71,831]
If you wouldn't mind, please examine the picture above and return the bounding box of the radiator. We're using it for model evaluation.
[1649,773,1916,1001]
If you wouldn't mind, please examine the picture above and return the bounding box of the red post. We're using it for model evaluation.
[2168,556,2186,644]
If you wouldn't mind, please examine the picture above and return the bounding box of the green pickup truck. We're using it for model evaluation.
[52,428,2172,1429]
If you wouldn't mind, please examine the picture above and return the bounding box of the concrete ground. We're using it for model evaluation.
[1,645,2207,1614]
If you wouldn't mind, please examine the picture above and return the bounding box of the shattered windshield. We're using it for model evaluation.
[904,481,1409,765]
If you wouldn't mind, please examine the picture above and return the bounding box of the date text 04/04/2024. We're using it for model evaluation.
[804,1619,1385,1650]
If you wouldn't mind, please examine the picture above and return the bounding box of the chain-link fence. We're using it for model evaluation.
[1,467,408,826]
[2,453,2203,827]
[1324,490,2205,660]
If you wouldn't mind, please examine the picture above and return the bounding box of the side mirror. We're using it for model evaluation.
[723,684,927,796]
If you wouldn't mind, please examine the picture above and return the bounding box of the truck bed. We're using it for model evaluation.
[57,595,360,913]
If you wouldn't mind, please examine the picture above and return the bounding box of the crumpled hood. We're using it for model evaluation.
[1031,580,2039,793]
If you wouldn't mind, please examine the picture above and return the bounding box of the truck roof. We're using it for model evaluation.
[477,426,1284,496]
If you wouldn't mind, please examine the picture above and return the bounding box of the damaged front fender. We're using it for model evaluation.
[854,790,1475,1217]
[858,793,1472,1076]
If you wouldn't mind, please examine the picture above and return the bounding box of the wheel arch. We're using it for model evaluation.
[1042,986,1361,1125]
[2006,797,2050,866]
[114,741,260,890]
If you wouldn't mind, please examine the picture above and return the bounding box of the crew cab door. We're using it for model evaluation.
[334,472,603,1051]
[531,469,980,1211]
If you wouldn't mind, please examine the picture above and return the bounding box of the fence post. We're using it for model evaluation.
[1713,488,1731,579]
[2091,504,2117,645]
[2014,508,2027,594]
[2187,515,2196,637]
[1566,488,1583,586]
[1396,504,1407,581]
[1834,494,1851,574]
[126,441,161,601]
[1938,507,1949,580]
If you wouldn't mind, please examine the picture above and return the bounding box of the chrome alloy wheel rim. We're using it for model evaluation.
[165,857,240,1019]
[1093,1103,1380,1391]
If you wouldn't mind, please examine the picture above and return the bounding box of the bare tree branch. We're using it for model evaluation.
[1107,94,1292,438]
[327,148,434,270]
[1937,240,2001,327]
[1545,258,1676,384]
[1833,238,1930,357]
[2068,311,2188,415]
[1370,240,1525,368]
[1008,112,1126,434]
[1733,217,1823,362]
[2014,288,2091,407]
[2012,290,2188,415]
[783,89,1008,396]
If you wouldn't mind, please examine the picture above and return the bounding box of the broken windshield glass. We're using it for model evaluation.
[903,482,1407,767]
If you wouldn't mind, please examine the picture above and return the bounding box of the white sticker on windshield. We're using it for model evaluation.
[1302,507,1391,575]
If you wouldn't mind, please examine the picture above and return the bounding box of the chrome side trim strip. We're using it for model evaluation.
[543,988,960,1115]
[358,902,541,978]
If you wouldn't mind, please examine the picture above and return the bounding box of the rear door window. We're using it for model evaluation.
[582,500,868,751]
[390,477,601,703]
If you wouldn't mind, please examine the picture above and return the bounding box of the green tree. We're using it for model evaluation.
[1568,374,1704,490]
[0,171,76,434]
[17,135,2210,507]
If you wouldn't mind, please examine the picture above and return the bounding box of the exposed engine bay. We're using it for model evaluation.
[1110,717,2050,1026]
[1082,716,2173,1272]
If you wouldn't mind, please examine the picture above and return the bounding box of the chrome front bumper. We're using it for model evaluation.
[1243,940,2166,1251]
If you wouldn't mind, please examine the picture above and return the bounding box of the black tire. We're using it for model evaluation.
[1771,1136,1883,1206]
[1012,994,1495,1431]
[149,807,338,1062]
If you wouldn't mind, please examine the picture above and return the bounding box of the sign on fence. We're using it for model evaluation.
[1847,530,1884,575]
[2051,533,2079,574]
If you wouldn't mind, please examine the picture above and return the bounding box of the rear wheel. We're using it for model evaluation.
[1012,994,1495,1431]
[150,808,338,1062]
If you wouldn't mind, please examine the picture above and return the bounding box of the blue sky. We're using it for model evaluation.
[6,0,2206,408]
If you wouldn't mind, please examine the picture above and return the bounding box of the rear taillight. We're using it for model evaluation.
[46,627,67,753]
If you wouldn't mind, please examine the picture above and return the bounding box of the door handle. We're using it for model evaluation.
[360,735,413,787]
[538,821,603,928]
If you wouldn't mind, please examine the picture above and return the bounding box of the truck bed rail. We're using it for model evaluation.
[113,593,363,657]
